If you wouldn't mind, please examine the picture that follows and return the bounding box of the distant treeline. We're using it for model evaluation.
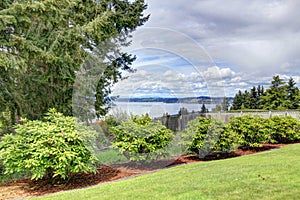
[231,75,299,110]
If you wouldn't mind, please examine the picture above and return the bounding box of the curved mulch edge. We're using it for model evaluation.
[0,143,291,200]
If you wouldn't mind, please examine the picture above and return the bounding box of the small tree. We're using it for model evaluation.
[0,109,97,181]
[212,105,222,112]
[200,104,208,114]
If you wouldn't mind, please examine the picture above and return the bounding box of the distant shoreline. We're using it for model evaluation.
[115,96,233,104]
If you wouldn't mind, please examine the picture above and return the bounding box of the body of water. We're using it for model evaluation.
[109,102,217,118]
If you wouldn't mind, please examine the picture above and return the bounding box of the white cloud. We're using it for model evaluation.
[202,66,236,80]
[140,0,300,75]
[113,0,300,98]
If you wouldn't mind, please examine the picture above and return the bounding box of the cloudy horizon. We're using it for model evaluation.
[112,0,300,98]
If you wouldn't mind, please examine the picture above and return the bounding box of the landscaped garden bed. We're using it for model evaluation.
[0,142,290,200]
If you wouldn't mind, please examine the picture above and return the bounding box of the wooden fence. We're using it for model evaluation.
[155,110,300,131]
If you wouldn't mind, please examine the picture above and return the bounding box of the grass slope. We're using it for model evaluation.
[32,144,300,200]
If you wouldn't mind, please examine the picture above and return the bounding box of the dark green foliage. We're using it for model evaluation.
[94,53,137,117]
[110,114,174,162]
[268,116,300,143]
[231,76,300,110]
[260,75,288,110]
[285,78,300,109]
[227,115,270,148]
[180,117,227,155]
[0,109,98,181]
[249,86,259,109]
[200,104,208,115]
[0,0,149,124]
[231,90,244,110]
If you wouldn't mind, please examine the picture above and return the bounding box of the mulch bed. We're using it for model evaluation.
[0,143,288,200]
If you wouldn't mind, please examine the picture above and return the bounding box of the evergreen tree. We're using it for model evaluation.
[256,85,265,108]
[249,86,258,109]
[257,85,265,97]
[231,90,243,110]
[200,103,208,114]
[286,77,300,109]
[242,90,251,109]
[231,76,300,111]
[0,0,149,123]
[260,75,287,110]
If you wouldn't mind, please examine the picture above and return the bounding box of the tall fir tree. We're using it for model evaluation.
[249,86,258,109]
[260,75,289,110]
[242,90,251,109]
[0,0,149,123]
[286,77,300,109]
[231,90,243,110]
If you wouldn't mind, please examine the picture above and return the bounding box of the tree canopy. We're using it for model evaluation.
[0,0,148,125]
[231,75,300,111]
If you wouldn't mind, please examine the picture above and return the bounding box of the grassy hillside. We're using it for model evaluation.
[32,144,300,200]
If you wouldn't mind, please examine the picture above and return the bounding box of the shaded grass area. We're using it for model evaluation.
[32,144,300,200]
[95,149,128,166]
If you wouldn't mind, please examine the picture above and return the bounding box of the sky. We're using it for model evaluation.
[112,0,300,98]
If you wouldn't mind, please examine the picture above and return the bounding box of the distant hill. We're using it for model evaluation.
[115,96,233,104]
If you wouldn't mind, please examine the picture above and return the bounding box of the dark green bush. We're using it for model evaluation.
[110,114,174,162]
[227,115,270,148]
[0,109,97,181]
[268,116,300,143]
[180,117,228,155]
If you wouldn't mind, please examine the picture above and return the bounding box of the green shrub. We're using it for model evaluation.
[214,125,239,152]
[0,109,97,181]
[110,114,174,162]
[227,115,270,148]
[180,117,227,155]
[268,116,300,143]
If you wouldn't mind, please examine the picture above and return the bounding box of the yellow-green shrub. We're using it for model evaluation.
[110,114,174,162]
[0,109,97,181]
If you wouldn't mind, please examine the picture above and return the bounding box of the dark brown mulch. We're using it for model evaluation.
[0,143,289,200]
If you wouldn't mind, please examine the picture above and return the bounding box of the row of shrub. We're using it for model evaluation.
[181,115,300,155]
[1,110,300,183]
[0,111,174,183]
[106,114,300,162]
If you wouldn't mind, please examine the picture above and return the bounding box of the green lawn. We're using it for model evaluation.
[32,144,300,200]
